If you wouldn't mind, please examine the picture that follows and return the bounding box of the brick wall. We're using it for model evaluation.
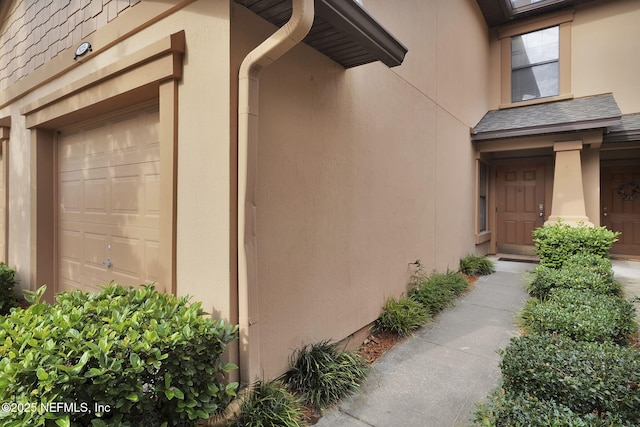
[0,0,141,92]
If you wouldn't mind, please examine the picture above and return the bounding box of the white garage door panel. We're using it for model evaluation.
[58,105,161,293]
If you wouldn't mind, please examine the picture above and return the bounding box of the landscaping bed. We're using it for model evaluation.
[473,222,640,426]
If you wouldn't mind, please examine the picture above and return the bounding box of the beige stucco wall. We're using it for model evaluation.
[0,1,234,322]
[232,0,491,378]
[572,0,640,114]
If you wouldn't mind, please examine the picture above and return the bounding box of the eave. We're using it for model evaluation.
[472,94,622,142]
[476,0,600,27]
[232,0,407,68]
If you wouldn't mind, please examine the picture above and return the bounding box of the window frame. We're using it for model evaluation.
[499,10,574,108]
[475,158,492,244]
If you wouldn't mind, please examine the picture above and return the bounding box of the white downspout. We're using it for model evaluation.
[237,0,315,384]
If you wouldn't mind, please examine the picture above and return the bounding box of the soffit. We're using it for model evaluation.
[232,0,407,68]
[476,0,599,27]
[472,93,622,141]
[604,113,640,144]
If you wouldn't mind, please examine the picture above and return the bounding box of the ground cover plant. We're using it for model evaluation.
[374,296,430,337]
[0,284,238,427]
[408,270,470,315]
[284,340,368,411]
[519,288,638,344]
[459,254,495,276]
[234,380,305,427]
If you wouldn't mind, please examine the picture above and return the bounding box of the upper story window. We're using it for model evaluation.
[511,26,559,102]
[499,11,573,107]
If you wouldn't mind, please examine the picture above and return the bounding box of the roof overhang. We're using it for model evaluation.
[604,113,640,144]
[476,0,600,27]
[232,0,407,68]
[472,94,622,141]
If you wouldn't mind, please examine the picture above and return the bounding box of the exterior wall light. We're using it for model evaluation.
[74,42,92,61]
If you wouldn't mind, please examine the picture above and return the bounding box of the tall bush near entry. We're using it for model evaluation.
[532,222,619,268]
[0,284,238,427]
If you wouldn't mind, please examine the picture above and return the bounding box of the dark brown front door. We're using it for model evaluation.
[496,163,546,254]
[602,166,640,256]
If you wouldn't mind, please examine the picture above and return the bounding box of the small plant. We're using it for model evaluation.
[284,341,368,410]
[235,380,305,427]
[459,254,495,276]
[519,288,638,344]
[0,262,18,315]
[527,264,621,299]
[374,296,430,337]
[409,271,469,315]
[532,222,619,268]
[499,334,640,422]
[0,284,238,426]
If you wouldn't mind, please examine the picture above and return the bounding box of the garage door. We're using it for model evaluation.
[58,104,161,293]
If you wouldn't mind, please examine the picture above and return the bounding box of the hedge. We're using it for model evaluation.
[499,334,640,423]
[527,264,621,300]
[519,288,638,344]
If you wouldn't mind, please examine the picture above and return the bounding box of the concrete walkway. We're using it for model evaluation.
[315,258,640,427]
[315,259,532,427]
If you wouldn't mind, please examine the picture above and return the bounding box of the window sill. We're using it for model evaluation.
[499,93,573,110]
[475,231,492,245]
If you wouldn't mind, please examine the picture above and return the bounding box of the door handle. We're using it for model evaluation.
[102,258,112,269]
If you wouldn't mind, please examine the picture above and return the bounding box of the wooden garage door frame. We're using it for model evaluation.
[24,33,183,301]
[0,128,7,263]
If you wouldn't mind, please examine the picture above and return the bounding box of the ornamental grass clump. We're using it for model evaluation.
[235,380,305,427]
[284,340,368,411]
[459,254,496,276]
[409,271,470,315]
[374,296,431,337]
[0,284,238,427]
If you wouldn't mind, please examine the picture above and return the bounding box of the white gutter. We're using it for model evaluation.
[237,0,315,384]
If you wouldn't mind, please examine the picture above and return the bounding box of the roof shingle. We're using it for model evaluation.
[472,94,621,140]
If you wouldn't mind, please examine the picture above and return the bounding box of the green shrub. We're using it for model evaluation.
[0,284,238,427]
[235,381,305,427]
[459,254,495,276]
[409,271,469,315]
[519,288,638,344]
[532,222,619,268]
[374,296,431,336]
[499,334,640,423]
[0,262,18,315]
[527,264,621,299]
[473,388,636,427]
[284,341,368,410]
[564,253,614,282]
